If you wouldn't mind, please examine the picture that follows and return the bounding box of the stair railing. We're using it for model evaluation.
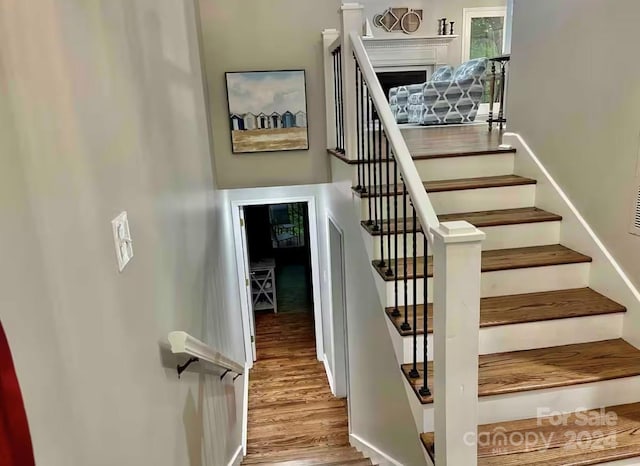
[324,4,486,464]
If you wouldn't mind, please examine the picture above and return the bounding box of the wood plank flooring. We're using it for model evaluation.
[401,339,640,404]
[385,288,626,336]
[328,125,514,163]
[401,125,512,158]
[374,244,592,281]
[421,402,640,465]
[242,311,372,465]
[356,174,536,198]
[362,207,562,235]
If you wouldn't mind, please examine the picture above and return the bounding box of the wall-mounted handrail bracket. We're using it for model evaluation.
[220,369,231,381]
[176,357,199,379]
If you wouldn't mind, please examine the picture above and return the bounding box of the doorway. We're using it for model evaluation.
[232,197,323,366]
[328,217,349,402]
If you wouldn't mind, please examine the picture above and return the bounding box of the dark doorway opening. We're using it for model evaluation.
[244,202,314,326]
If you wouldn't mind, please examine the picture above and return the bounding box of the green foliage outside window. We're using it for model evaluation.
[469,16,504,103]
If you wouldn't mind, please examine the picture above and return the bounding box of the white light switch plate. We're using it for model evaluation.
[111,211,133,272]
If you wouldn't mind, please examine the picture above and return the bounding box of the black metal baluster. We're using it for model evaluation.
[366,92,373,226]
[498,61,507,131]
[340,49,345,151]
[377,119,385,266]
[355,63,362,191]
[401,183,410,331]
[385,135,393,277]
[419,229,431,397]
[391,157,400,317]
[371,100,379,232]
[333,50,340,147]
[337,48,344,152]
[409,204,419,379]
[359,70,367,195]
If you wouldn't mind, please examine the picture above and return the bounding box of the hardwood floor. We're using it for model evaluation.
[385,288,626,336]
[363,207,562,235]
[242,311,372,465]
[401,339,640,404]
[421,402,640,465]
[401,124,511,158]
[356,174,536,198]
[373,244,592,281]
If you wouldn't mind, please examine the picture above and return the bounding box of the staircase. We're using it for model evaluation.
[324,7,640,464]
[336,124,640,465]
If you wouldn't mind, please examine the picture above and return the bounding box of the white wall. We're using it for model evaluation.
[0,1,245,465]
[326,181,428,465]
[508,0,640,288]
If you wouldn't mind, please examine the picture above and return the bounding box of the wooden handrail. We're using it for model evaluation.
[349,31,440,239]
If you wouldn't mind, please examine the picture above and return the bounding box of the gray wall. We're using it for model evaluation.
[197,0,339,189]
[0,1,245,465]
[509,0,640,287]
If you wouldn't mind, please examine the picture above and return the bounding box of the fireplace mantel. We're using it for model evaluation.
[362,35,458,71]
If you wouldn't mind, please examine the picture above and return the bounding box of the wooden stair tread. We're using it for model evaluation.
[421,402,640,465]
[242,445,367,464]
[362,207,562,235]
[402,339,640,404]
[374,244,592,281]
[355,174,536,198]
[385,288,625,336]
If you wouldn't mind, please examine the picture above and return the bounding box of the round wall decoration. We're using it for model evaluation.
[401,10,422,34]
[373,8,423,35]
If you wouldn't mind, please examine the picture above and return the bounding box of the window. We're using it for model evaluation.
[462,7,507,62]
[462,7,507,111]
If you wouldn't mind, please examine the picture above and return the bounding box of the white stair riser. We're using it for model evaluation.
[366,221,561,260]
[359,185,536,220]
[379,263,590,307]
[388,313,624,364]
[406,375,640,433]
[358,153,516,185]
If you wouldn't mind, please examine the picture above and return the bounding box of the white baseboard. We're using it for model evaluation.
[242,363,249,455]
[227,445,243,466]
[323,353,336,395]
[350,433,404,466]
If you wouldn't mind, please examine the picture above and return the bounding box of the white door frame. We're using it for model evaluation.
[327,214,351,423]
[231,196,324,369]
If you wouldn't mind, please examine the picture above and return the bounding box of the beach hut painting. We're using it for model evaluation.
[225,70,309,153]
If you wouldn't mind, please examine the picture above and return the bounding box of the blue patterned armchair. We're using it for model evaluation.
[389,58,488,125]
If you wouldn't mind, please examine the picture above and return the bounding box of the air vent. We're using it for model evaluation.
[631,184,640,236]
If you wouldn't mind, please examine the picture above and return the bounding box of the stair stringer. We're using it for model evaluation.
[506,132,640,349]
[325,170,429,466]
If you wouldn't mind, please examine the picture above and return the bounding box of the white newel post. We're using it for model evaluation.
[431,221,485,466]
[339,3,363,160]
[322,28,339,150]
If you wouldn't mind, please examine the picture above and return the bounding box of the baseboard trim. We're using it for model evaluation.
[350,433,403,466]
[242,362,249,455]
[323,353,336,395]
[227,444,243,466]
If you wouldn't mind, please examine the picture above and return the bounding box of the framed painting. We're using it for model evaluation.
[225,70,309,154]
